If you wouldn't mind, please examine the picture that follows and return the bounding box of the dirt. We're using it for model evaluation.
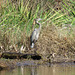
[0,58,45,71]
[0,59,17,71]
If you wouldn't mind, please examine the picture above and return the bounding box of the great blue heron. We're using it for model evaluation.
[30,18,42,48]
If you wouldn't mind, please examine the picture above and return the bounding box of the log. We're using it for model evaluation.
[1,52,41,60]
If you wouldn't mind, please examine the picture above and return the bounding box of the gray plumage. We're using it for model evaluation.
[30,18,42,48]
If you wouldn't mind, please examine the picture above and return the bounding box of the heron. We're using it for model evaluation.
[30,18,42,48]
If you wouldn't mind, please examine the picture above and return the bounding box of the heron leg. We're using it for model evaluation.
[34,41,37,54]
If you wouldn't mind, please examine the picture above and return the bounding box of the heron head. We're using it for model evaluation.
[33,18,42,25]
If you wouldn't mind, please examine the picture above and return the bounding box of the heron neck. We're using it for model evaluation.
[36,22,41,30]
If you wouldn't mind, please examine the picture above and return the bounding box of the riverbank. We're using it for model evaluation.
[0,56,75,71]
[0,0,75,71]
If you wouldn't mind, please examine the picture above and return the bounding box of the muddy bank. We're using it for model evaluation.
[0,59,43,71]
[0,59,16,71]
[0,57,75,71]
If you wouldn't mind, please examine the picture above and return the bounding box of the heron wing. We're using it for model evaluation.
[30,29,37,42]
[35,32,39,40]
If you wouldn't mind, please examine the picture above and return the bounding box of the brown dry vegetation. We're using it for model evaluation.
[0,24,75,62]
[35,25,75,61]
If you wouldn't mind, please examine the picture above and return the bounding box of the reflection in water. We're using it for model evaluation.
[30,66,37,75]
[0,63,75,75]
[21,66,24,75]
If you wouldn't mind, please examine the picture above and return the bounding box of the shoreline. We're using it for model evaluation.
[0,52,75,71]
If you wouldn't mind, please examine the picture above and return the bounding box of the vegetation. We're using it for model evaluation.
[0,0,75,53]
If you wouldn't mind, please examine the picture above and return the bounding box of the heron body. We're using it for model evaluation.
[30,18,42,48]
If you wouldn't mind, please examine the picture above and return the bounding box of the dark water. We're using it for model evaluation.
[0,63,75,75]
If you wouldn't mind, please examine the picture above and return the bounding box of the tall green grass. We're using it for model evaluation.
[0,0,75,51]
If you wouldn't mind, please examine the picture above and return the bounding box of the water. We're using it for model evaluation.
[0,62,75,75]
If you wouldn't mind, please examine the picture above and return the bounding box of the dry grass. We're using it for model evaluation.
[0,24,75,62]
[35,25,75,60]
[0,25,75,58]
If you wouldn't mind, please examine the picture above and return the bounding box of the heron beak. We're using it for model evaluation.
[37,18,42,21]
